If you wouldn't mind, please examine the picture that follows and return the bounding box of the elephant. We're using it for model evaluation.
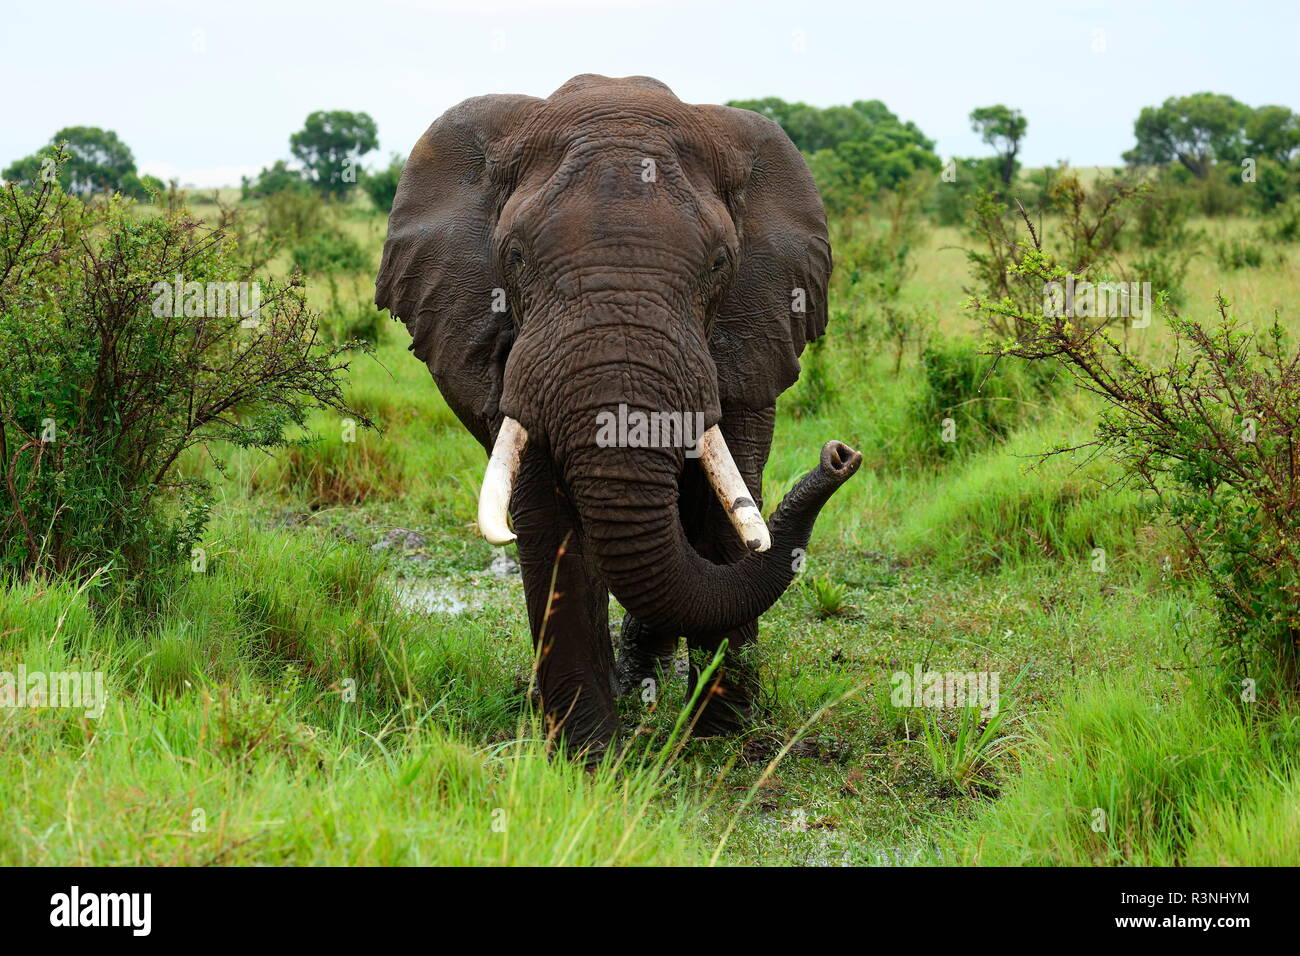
[375,74,860,761]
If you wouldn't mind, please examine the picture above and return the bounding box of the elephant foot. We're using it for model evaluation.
[690,685,754,736]
[687,652,760,737]
[537,698,619,766]
[614,614,679,698]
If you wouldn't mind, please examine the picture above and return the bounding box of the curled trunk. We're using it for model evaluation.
[567,440,861,635]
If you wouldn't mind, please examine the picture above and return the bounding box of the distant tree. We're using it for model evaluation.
[1,154,47,188]
[1245,105,1300,165]
[361,154,405,213]
[241,160,309,200]
[728,96,939,205]
[1122,93,1252,179]
[3,126,146,197]
[804,148,876,216]
[930,156,1006,225]
[969,105,1027,186]
[289,111,379,198]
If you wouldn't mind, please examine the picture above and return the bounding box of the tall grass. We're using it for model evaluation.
[0,520,706,865]
[944,675,1300,865]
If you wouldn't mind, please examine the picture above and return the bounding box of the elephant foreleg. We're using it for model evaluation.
[614,612,679,699]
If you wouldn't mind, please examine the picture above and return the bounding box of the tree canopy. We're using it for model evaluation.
[289,110,379,197]
[729,97,939,214]
[1122,93,1255,178]
[969,105,1027,186]
[3,126,157,198]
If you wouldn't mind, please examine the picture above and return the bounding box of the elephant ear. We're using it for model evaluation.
[375,93,540,449]
[700,105,832,410]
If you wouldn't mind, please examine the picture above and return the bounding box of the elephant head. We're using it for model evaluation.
[376,74,859,637]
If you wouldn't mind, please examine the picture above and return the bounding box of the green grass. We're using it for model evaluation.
[0,525,705,865]
[4,190,1298,865]
[942,676,1300,866]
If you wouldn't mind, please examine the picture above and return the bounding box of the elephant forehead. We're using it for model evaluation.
[504,89,740,187]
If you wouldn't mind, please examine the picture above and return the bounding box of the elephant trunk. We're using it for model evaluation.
[563,436,861,636]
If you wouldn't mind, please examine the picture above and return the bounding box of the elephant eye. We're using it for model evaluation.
[508,247,526,268]
[710,250,728,273]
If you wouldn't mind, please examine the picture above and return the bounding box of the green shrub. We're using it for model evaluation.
[0,167,370,590]
[291,230,369,275]
[262,187,326,244]
[362,154,405,213]
[915,338,1054,457]
[1214,234,1265,270]
[1131,247,1193,307]
[991,238,1300,688]
[1260,194,1300,244]
[241,160,310,200]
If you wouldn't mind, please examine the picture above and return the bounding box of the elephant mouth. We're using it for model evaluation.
[477,415,770,554]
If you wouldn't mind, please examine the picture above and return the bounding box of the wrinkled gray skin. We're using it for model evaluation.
[376,75,860,760]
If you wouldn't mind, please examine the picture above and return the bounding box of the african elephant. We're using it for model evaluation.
[375,74,860,760]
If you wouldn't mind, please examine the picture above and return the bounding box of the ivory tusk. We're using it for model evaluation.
[698,425,771,553]
[477,417,528,545]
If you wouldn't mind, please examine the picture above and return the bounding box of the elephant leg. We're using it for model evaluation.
[613,612,679,699]
[511,449,617,762]
[681,405,777,736]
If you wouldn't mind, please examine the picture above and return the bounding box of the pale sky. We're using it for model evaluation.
[3,0,1296,187]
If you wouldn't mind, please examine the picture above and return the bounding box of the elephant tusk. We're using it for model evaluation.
[697,425,771,553]
[478,416,528,545]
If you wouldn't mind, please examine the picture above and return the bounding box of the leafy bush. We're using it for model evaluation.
[1214,235,1265,270]
[1248,157,1300,212]
[828,178,931,369]
[1260,195,1300,244]
[262,188,326,244]
[915,338,1054,457]
[929,156,1003,226]
[291,230,369,275]
[241,160,310,200]
[362,155,405,213]
[964,172,1145,345]
[0,166,371,590]
[320,276,387,345]
[987,232,1300,688]
[782,336,835,419]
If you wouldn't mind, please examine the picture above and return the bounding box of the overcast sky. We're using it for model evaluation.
[3,0,1296,187]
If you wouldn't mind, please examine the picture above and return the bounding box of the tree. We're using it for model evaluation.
[728,96,939,205]
[1122,93,1252,179]
[241,159,310,200]
[361,154,405,213]
[289,111,379,198]
[3,126,146,197]
[1245,105,1300,165]
[969,105,1027,186]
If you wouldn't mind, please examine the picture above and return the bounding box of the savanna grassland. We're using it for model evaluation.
[3,175,1300,867]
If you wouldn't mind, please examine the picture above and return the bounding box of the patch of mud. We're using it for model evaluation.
[391,579,479,615]
[372,527,429,554]
[389,548,521,616]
